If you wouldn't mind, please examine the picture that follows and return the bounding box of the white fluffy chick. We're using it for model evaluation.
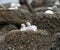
[15,3,21,7]
[20,24,27,31]
[26,22,37,31]
[8,3,18,10]
[8,7,18,10]
[10,3,21,7]
[8,3,21,10]
[45,10,54,14]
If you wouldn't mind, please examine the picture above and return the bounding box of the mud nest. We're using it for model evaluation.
[32,13,60,33]
[5,30,55,50]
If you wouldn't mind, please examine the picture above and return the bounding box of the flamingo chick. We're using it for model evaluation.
[45,10,54,14]
[26,22,37,31]
[8,3,21,10]
[20,24,27,31]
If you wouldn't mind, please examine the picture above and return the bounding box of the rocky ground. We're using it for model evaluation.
[0,7,60,50]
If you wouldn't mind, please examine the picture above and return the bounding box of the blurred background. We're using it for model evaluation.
[0,0,19,4]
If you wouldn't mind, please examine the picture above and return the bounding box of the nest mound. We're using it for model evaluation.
[0,24,17,33]
[5,30,55,50]
[32,13,60,33]
[0,8,32,25]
